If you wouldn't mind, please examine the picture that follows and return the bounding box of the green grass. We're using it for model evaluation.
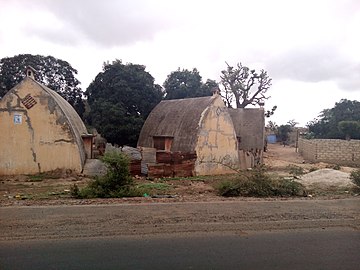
[26,174,46,182]
[158,176,207,181]
[137,182,171,190]
[26,172,63,182]
[286,165,305,176]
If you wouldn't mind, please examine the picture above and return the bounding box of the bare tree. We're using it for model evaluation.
[220,62,272,108]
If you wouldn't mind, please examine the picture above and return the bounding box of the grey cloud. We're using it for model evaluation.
[23,24,81,46]
[267,47,360,91]
[19,0,177,47]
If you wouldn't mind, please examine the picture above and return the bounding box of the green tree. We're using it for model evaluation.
[220,62,272,108]
[338,121,360,140]
[0,54,84,116]
[308,99,360,139]
[85,60,163,146]
[277,124,292,143]
[163,68,217,99]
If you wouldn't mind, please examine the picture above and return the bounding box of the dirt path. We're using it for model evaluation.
[1,198,359,241]
[264,143,305,167]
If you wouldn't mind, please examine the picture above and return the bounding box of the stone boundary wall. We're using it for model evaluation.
[298,138,360,166]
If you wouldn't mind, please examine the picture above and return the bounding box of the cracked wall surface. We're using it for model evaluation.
[195,96,239,175]
[0,78,84,175]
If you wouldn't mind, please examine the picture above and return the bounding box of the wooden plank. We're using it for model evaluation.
[156,151,172,163]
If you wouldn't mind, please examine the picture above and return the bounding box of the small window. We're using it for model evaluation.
[153,136,173,151]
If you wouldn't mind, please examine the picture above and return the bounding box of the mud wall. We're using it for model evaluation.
[195,97,239,175]
[0,79,83,175]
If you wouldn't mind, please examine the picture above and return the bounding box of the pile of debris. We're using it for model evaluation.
[298,169,354,188]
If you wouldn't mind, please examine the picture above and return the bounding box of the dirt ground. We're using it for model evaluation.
[1,144,359,241]
[0,143,359,206]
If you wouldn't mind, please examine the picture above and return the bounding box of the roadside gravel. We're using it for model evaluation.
[1,198,359,241]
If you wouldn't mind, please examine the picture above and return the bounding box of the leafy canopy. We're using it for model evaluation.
[307,99,360,140]
[0,54,84,116]
[163,68,217,100]
[85,60,163,146]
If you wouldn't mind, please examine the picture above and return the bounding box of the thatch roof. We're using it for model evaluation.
[228,108,265,150]
[138,95,217,152]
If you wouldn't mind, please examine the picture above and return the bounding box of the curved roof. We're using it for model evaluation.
[35,79,88,166]
[138,95,218,152]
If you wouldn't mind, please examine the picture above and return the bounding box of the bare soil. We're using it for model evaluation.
[1,144,359,240]
[0,143,359,207]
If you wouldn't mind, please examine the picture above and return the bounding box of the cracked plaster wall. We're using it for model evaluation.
[0,78,83,175]
[195,96,239,175]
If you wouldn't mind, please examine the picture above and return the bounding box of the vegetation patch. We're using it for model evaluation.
[159,176,207,182]
[135,182,173,196]
[326,164,341,170]
[286,165,305,177]
[71,151,142,198]
[137,182,171,191]
[217,167,305,197]
[350,169,360,187]
[26,172,62,182]
[308,167,319,172]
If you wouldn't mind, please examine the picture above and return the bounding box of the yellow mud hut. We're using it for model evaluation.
[0,67,92,175]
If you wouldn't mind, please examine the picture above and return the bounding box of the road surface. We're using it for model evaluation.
[1,198,359,269]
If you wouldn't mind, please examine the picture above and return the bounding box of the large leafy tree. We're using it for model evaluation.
[308,99,360,140]
[0,54,84,116]
[220,62,272,108]
[163,68,218,100]
[85,60,163,146]
[277,124,292,143]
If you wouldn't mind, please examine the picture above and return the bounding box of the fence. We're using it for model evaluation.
[298,138,360,166]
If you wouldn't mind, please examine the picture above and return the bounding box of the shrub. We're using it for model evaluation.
[73,151,138,198]
[350,169,360,187]
[70,184,80,197]
[217,168,304,197]
[100,151,133,187]
[272,178,305,196]
[287,165,305,176]
[326,164,341,170]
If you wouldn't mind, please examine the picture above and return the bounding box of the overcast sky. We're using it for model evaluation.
[1,0,359,126]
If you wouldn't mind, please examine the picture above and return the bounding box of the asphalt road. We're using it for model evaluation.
[1,229,359,270]
[1,198,359,269]
[1,198,359,240]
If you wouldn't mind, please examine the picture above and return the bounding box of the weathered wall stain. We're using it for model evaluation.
[0,76,88,175]
[195,97,239,175]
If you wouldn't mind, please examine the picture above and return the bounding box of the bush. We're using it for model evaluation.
[70,184,80,197]
[326,164,341,170]
[287,165,305,176]
[309,167,318,172]
[217,168,304,197]
[73,151,139,198]
[350,169,360,187]
[272,178,305,196]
